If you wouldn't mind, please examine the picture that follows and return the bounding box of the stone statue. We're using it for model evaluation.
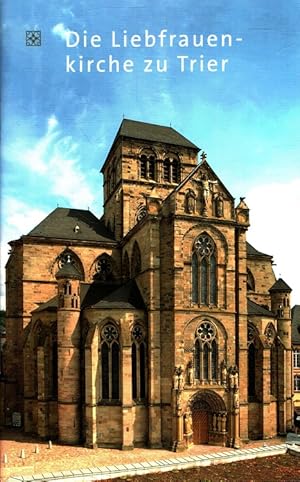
[184,411,192,434]
[216,193,224,217]
[187,360,194,385]
[186,190,196,214]
[229,366,239,389]
[173,367,179,390]
[221,361,227,386]
[200,173,218,208]
[177,366,184,390]
[233,389,239,409]
[173,366,184,390]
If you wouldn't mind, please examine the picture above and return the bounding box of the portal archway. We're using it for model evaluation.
[189,390,227,446]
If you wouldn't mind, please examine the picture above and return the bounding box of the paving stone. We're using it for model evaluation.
[80,468,92,474]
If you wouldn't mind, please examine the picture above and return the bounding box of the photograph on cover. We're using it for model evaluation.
[1,0,300,471]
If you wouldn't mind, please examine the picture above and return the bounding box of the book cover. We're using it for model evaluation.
[1,3,300,478]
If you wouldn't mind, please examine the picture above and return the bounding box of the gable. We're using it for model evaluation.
[163,159,235,220]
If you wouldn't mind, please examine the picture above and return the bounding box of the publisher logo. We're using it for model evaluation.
[26,31,41,46]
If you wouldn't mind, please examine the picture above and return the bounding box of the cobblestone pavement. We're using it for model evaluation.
[0,429,288,481]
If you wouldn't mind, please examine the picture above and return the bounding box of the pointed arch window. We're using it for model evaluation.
[100,323,120,402]
[248,324,258,399]
[131,241,142,278]
[270,342,277,397]
[194,321,218,382]
[140,154,156,180]
[123,251,130,281]
[131,324,147,402]
[94,254,113,281]
[247,269,255,292]
[56,250,84,279]
[248,343,256,397]
[192,234,217,306]
[163,156,181,183]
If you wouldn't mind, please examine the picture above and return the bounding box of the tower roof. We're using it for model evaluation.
[269,278,292,293]
[118,119,200,149]
[101,119,200,173]
[55,258,82,280]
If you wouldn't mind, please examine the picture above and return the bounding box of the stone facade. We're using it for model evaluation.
[1,119,293,449]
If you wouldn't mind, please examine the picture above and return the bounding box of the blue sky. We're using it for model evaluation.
[1,0,300,308]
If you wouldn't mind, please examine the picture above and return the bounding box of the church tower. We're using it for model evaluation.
[269,278,293,433]
[101,119,200,240]
[55,256,82,444]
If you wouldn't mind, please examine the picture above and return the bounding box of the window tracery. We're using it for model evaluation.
[192,234,217,305]
[131,324,147,401]
[140,153,156,180]
[100,322,120,401]
[163,156,180,183]
[94,254,113,281]
[194,320,218,382]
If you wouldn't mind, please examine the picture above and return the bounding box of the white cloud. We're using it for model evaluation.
[246,178,300,306]
[19,115,96,208]
[47,114,58,131]
[52,23,70,41]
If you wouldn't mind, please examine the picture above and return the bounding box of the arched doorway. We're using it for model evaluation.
[192,399,210,444]
[190,390,227,446]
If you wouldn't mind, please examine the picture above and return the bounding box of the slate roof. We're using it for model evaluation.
[101,119,200,172]
[26,208,116,243]
[33,279,145,313]
[32,295,58,313]
[56,261,82,280]
[118,119,200,149]
[247,299,275,317]
[269,278,292,293]
[82,279,145,310]
[292,305,300,344]
[246,242,272,259]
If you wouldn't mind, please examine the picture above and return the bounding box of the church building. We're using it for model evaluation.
[1,119,293,449]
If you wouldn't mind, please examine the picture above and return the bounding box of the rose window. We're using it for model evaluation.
[132,324,145,342]
[96,257,112,275]
[196,321,216,341]
[102,324,118,342]
[194,235,214,257]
